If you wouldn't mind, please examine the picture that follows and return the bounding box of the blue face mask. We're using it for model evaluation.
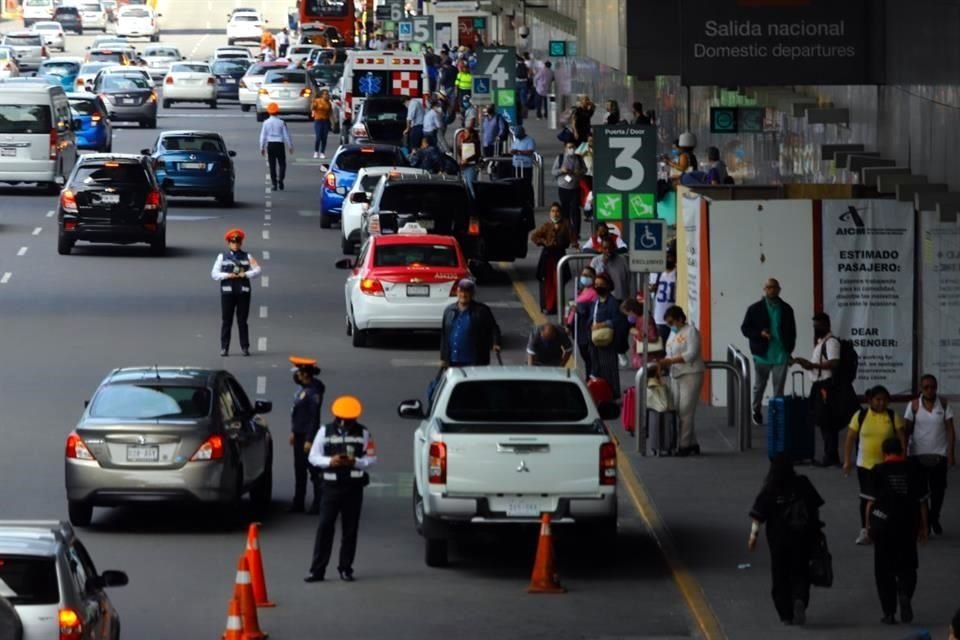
[579,276,593,287]
[670,325,680,334]
[627,313,638,324]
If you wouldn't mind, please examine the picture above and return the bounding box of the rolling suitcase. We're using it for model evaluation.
[587,376,613,406]
[767,371,815,462]
[621,387,636,432]
[647,409,679,456]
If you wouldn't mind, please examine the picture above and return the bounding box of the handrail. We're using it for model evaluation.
[555,253,596,369]
[729,346,752,449]
[705,362,746,452]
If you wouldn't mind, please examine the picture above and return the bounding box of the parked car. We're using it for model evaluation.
[68,92,112,151]
[92,70,157,127]
[52,5,83,34]
[64,367,273,524]
[162,61,217,108]
[1,32,47,73]
[142,130,236,205]
[36,56,82,91]
[30,20,65,52]
[318,143,407,229]
[340,166,427,254]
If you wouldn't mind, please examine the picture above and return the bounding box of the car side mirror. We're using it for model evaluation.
[397,399,424,419]
[83,400,90,408]
[334,258,353,270]
[253,400,272,414]
[349,191,367,204]
[228,150,236,157]
[98,570,128,588]
[160,177,174,190]
[597,401,620,421]
[139,148,151,155]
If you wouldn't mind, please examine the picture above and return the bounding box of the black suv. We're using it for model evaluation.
[53,6,83,34]
[58,154,170,256]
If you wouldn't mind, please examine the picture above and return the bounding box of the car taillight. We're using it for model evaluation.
[148,91,157,103]
[351,124,367,137]
[258,88,268,95]
[65,432,94,460]
[206,76,215,85]
[468,216,480,236]
[599,442,617,486]
[49,127,57,159]
[239,79,247,88]
[164,75,173,84]
[59,608,83,639]
[323,172,336,190]
[144,189,161,211]
[428,442,447,484]
[368,214,380,234]
[91,112,101,122]
[300,87,311,97]
[60,189,78,213]
[41,45,48,57]
[359,278,384,297]
[191,435,224,461]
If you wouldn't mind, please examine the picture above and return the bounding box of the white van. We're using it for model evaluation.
[22,0,55,27]
[0,80,78,192]
[116,5,160,41]
[339,51,428,141]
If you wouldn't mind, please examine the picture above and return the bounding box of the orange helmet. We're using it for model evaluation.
[224,228,245,243]
[266,102,280,115]
[331,395,363,420]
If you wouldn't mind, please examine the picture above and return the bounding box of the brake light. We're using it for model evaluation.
[239,79,247,88]
[191,435,224,461]
[323,172,336,190]
[148,91,157,103]
[599,442,617,486]
[359,278,384,296]
[91,112,101,122]
[428,442,447,484]
[351,124,367,138]
[206,76,215,85]
[360,146,375,153]
[49,127,57,159]
[58,608,83,638]
[300,87,311,97]
[164,75,173,84]
[367,214,380,234]
[60,189,78,214]
[144,189,161,211]
[258,87,268,95]
[468,217,480,236]
[41,45,48,57]
[65,432,94,460]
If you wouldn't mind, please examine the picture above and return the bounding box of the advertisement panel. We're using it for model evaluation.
[919,211,960,395]
[680,192,702,329]
[822,200,914,395]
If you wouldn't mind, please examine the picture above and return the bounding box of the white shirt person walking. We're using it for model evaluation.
[259,102,293,191]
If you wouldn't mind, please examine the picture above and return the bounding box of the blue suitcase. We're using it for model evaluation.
[767,372,815,462]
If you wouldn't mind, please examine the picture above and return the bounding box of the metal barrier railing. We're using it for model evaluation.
[555,253,596,369]
[452,126,544,208]
[727,344,752,450]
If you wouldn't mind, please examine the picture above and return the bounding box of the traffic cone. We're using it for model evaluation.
[527,513,565,594]
[221,597,243,640]
[245,523,275,608]
[231,555,268,640]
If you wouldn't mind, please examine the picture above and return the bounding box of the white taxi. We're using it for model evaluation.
[334,229,470,348]
[340,166,426,255]
[162,61,217,108]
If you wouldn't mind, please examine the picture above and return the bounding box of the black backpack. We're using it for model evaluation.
[822,337,859,385]
[780,491,811,532]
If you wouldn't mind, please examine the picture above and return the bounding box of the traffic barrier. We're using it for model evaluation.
[245,523,275,608]
[527,513,565,594]
[231,555,267,640]
[221,597,243,640]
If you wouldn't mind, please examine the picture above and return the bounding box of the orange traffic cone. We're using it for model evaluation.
[245,523,275,608]
[527,513,566,594]
[232,555,268,640]
[221,598,243,640]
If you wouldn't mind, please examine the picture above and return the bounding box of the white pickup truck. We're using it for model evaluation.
[400,366,621,567]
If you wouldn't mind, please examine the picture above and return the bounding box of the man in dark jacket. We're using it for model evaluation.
[440,279,501,366]
[741,278,797,425]
[289,356,325,514]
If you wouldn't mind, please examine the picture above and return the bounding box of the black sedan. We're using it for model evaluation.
[210,59,247,101]
[57,153,170,256]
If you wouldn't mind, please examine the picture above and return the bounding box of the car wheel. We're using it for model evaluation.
[68,500,93,526]
[209,100,217,109]
[340,235,354,255]
[345,313,352,336]
[150,230,166,256]
[350,310,366,347]
[319,212,333,229]
[57,232,74,255]
[146,118,157,129]
[425,537,448,568]
[216,191,235,207]
[249,464,272,515]
[162,99,171,108]
[241,104,251,113]
[43,181,60,195]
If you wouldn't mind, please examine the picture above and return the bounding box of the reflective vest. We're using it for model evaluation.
[220,250,252,296]
[455,70,472,91]
[320,421,370,486]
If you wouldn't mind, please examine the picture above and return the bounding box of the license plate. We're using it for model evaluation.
[225,78,236,84]
[0,148,15,157]
[406,284,429,297]
[121,98,136,105]
[506,501,545,518]
[99,193,119,204]
[181,162,206,170]
[126,445,159,462]
[281,90,293,98]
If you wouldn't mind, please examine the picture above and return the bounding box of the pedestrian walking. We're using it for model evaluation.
[211,229,261,356]
[590,235,630,301]
[439,57,456,97]
[455,124,480,198]
[604,99,622,125]
[480,104,506,157]
[533,60,553,119]
[404,95,425,151]
[526,322,573,367]
[867,438,929,624]
[515,52,530,121]
[454,60,472,111]
[572,94,595,145]
[260,28,276,56]
[904,374,955,537]
[276,27,289,57]
[576,133,594,217]
[439,279,502,367]
[422,99,442,147]
[749,455,825,626]
[659,305,705,456]
[844,385,908,545]
[553,140,587,238]
[289,356,325,514]
[530,202,575,315]
[510,125,536,186]
[589,272,622,398]
[310,88,333,159]
[305,395,377,583]
[648,242,677,343]
[568,265,598,376]
[741,278,797,425]
[259,102,293,191]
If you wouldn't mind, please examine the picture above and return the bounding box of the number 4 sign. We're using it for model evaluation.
[593,124,658,252]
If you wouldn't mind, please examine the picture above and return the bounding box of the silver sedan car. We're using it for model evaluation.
[64,367,274,526]
[255,68,315,121]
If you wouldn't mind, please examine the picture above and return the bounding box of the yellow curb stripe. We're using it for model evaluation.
[505,263,725,640]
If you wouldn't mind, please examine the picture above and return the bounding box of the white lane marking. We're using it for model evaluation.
[46,210,55,218]
[264,214,271,220]
[390,358,443,368]
[257,336,267,352]
[188,33,211,60]
[16,247,27,256]
[167,215,221,221]
[261,275,270,288]
[298,209,321,217]
[264,187,271,193]
[262,250,270,260]
[0,272,11,284]
[32,227,42,236]
[259,305,268,318]
[265,173,270,180]
[262,229,270,240]
[263,222,271,227]
[265,201,272,208]
[256,375,266,395]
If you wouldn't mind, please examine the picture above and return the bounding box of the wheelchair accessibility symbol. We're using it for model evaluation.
[633,222,662,251]
[629,219,667,271]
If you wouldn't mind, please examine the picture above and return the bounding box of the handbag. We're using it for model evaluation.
[556,126,575,144]
[809,530,834,588]
[635,334,664,354]
[591,326,614,347]
[646,376,673,413]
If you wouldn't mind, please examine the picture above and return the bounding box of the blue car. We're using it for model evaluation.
[143,130,236,206]
[38,57,82,92]
[67,93,112,152]
[211,59,248,101]
[319,144,406,228]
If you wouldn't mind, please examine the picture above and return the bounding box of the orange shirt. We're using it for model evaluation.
[311,97,332,121]
[260,32,275,49]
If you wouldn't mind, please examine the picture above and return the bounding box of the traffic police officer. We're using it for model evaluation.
[289,356,325,514]
[210,229,262,356]
[304,396,376,583]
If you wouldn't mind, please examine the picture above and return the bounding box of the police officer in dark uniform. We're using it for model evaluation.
[289,356,325,514]
[210,229,262,356]
[304,395,377,583]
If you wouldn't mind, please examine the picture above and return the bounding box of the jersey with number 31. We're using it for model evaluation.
[649,269,676,325]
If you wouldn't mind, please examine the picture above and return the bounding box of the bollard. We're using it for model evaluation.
[548,94,557,130]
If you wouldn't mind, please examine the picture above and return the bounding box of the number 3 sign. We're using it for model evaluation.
[592,124,658,249]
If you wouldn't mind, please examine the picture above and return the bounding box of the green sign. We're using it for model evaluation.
[593,124,658,248]
[495,88,515,109]
[565,41,577,57]
[473,16,486,28]
[739,107,765,133]
[548,40,566,57]
[710,107,737,133]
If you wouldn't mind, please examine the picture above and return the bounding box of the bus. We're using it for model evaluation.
[298,0,355,47]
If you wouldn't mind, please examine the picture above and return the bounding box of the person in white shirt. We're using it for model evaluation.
[648,242,677,343]
[276,27,289,57]
[210,228,262,356]
[259,102,293,191]
[904,374,955,537]
[404,95,425,150]
[658,305,705,456]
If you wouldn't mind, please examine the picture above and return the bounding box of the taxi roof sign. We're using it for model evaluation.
[398,222,428,235]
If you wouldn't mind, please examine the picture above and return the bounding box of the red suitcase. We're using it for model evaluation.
[622,387,636,432]
[587,376,614,406]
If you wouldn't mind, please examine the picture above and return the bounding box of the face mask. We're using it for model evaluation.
[671,325,681,334]
[595,286,609,297]
[814,328,828,339]
[627,313,638,324]
[671,149,680,159]
[550,216,561,224]
[579,276,593,287]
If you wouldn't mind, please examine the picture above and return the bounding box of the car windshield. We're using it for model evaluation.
[264,70,306,84]
[91,384,212,419]
[121,8,149,17]
[310,64,342,86]
[102,74,149,90]
[365,100,406,122]
[40,61,79,75]
[380,184,468,217]
[0,105,52,134]
[145,48,178,58]
[161,135,224,152]
[33,23,60,30]
[246,63,282,76]
[79,63,108,74]
[373,243,457,268]
[0,555,59,606]
[212,60,247,74]
[303,0,348,17]
[75,162,147,186]
[336,150,405,172]
[54,7,79,14]
[171,63,209,73]
[234,14,258,21]
[69,98,97,115]
[89,52,124,63]
[5,35,43,45]
[446,381,590,424]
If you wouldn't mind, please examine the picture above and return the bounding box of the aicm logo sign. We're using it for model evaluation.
[629,220,667,272]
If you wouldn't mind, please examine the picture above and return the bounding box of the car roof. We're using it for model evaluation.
[79,153,145,164]
[371,233,460,247]
[104,367,220,386]
[5,30,40,36]
[357,166,425,178]
[42,56,83,64]
[0,520,75,556]
[444,365,582,383]
[383,173,462,186]
[160,130,223,138]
